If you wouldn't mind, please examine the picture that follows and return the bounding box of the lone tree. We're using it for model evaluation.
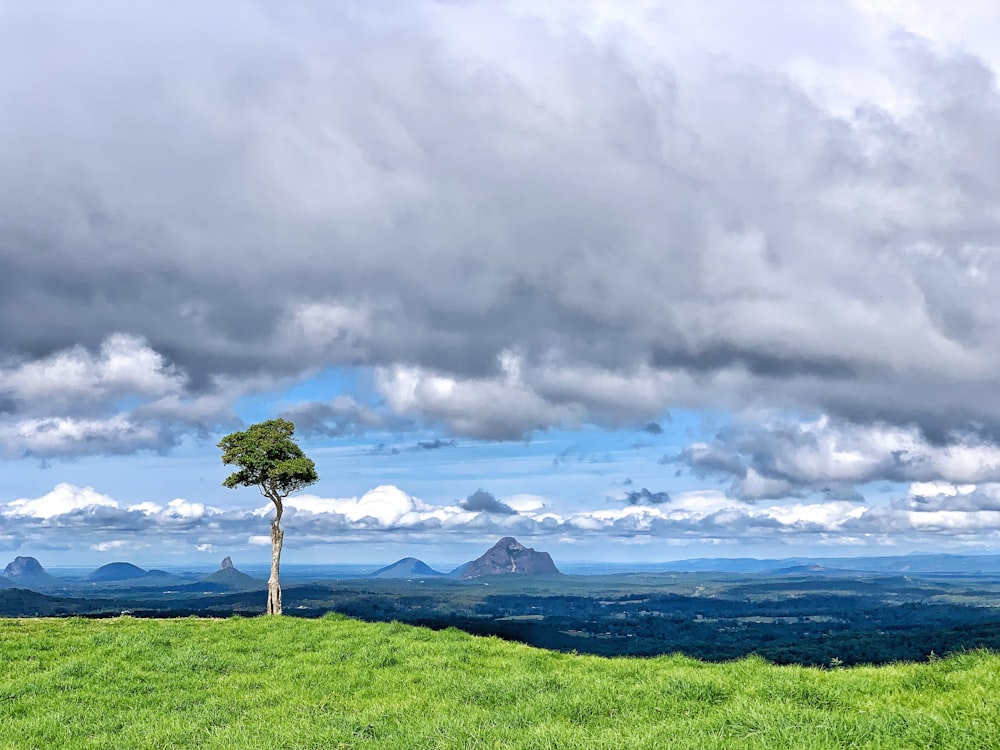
[218,418,318,614]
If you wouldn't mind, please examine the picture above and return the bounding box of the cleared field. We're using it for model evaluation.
[0,615,997,749]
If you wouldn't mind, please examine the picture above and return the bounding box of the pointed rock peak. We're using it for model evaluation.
[202,560,264,589]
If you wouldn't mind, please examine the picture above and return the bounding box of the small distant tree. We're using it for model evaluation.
[218,418,318,615]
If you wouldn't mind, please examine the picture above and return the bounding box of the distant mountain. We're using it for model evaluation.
[89,562,148,582]
[768,564,865,576]
[661,553,1000,576]
[3,556,54,587]
[772,564,829,575]
[370,557,444,579]
[202,558,264,591]
[456,537,560,579]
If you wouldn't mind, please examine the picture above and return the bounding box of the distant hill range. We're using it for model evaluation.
[77,557,262,591]
[769,564,866,576]
[2,556,53,588]
[369,557,444,579]
[84,562,195,588]
[658,553,1000,576]
[86,562,185,584]
[454,537,560,579]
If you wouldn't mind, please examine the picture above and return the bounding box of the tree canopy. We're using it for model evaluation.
[219,418,318,503]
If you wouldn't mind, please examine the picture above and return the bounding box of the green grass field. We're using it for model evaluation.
[1,615,997,749]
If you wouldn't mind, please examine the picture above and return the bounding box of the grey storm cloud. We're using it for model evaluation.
[280,396,407,438]
[459,489,518,515]
[367,443,400,456]
[894,489,1000,513]
[0,393,20,416]
[4,2,1000,452]
[675,417,1000,500]
[623,488,671,506]
[416,438,457,451]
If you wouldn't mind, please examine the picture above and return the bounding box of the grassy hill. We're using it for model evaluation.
[0,615,997,749]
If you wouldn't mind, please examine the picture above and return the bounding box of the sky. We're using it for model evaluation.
[4,0,1000,569]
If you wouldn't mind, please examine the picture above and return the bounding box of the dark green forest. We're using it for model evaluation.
[5,571,1000,666]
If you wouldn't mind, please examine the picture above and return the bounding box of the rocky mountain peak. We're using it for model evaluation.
[459,537,559,579]
[221,556,234,570]
[2,556,51,581]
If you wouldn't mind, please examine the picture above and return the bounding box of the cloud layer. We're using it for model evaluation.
[2,1,1000,455]
[6,480,1000,558]
[676,416,1000,501]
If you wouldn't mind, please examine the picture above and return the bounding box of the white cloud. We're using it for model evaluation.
[906,509,1000,532]
[287,485,482,530]
[761,501,867,530]
[0,334,185,410]
[505,494,548,512]
[163,498,207,520]
[909,481,976,498]
[275,300,374,360]
[564,491,861,534]
[289,485,433,526]
[0,415,164,458]
[0,336,266,458]
[667,490,741,516]
[90,539,146,553]
[6,483,119,519]
[3,484,220,535]
[376,360,585,440]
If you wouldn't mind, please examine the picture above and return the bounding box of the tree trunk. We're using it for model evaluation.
[267,518,284,615]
